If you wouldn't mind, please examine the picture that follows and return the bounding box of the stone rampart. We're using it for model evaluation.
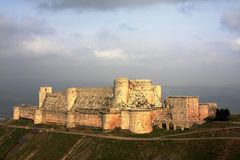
[207,102,217,117]
[12,77,218,134]
[13,105,36,120]
[67,88,77,110]
[43,111,67,125]
[42,93,67,111]
[39,87,52,108]
[167,97,188,122]
[75,113,102,128]
[34,109,43,124]
[129,110,153,134]
[102,112,121,130]
[167,96,199,122]
[113,77,162,108]
[13,106,20,120]
[66,112,76,128]
[121,111,130,129]
[187,97,199,122]
[77,88,113,97]
[199,104,209,121]
[128,79,156,105]
[114,77,129,104]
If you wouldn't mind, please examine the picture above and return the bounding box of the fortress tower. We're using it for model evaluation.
[39,87,52,108]
[67,88,77,110]
[114,77,129,105]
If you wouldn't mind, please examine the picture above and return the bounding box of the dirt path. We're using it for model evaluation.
[1,123,240,141]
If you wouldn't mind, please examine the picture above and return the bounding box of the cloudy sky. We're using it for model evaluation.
[0,0,240,116]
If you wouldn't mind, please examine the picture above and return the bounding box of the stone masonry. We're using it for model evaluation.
[13,77,217,134]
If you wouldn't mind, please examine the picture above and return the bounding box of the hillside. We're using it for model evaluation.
[0,116,240,160]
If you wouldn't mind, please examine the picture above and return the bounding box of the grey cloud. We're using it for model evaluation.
[176,2,197,14]
[94,28,120,49]
[95,28,117,40]
[118,23,137,31]
[30,0,200,11]
[221,10,240,32]
[0,13,54,56]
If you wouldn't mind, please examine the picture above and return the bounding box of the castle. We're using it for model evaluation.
[13,77,217,134]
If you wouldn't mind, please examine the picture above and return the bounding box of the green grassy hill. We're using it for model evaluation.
[1,116,240,160]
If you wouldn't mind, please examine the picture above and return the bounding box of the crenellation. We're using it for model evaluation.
[12,77,218,134]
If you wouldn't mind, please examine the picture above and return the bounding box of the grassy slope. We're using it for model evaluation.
[229,114,240,122]
[0,128,26,159]
[1,115,240,160]
[0,127,240,160]
[1,131,80,160]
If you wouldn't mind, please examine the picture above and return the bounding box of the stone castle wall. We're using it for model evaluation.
[199,104,209,121]
[76,88,113,97]
[167,97,188,122]
[207,102,218,117]
[75,113,102,128]
[13,106,36,120]
[129,110,153,134]
[166,96,200,123]
[187,97,199,122]
[114,78,129,104]
[102,112,121,130]
[67,88,113,111]
[121,111,130,129]
[12,77,217,134]
[67,88,77,110]
[43,111,67,125]
[39,87,52,108]
[113,77,162,108]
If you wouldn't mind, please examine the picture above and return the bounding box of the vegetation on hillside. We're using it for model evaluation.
[1,114,240,160]
[215,108,231,121]
[0,125,240,160]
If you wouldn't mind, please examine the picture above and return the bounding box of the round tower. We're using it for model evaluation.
[114,77,129,105]
[129,110,153,134]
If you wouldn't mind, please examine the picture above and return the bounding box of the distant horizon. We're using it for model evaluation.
[1,79,239,118]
